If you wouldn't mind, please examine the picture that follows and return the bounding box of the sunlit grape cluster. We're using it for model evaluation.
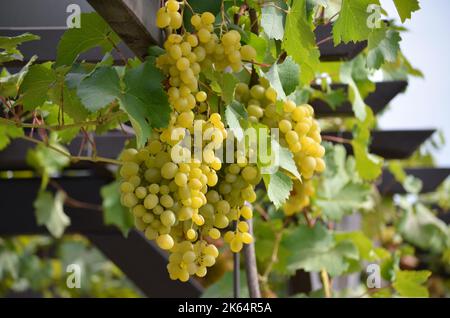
[156,0,183,29]
[235,80,325,215]
[283,179,315,216]
[156,11,256,117]
[119,113,228,281]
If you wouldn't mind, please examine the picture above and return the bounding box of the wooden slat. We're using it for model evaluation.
[315,24,367,61]
[378,168,450,195]
[86,0,162,58]
[0,175,203,297]
[324,130,435,159]
[311,81,408,117]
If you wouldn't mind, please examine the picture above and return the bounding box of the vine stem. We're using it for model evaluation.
[316,35,333,46]
[260,230,283,284]
[320,268,332,298]
[0,111,125,132]
[322,135,352,144]
[19,135,122,165]
[50,180,102,211]
[243,218,261,298]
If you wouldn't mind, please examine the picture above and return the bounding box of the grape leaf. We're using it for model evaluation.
[56,13,120,67]
[0,33,40,50]
[261,0,287,40]
[19,63,56,111]
[120,60,171,148]
[367,28,401,69]
[101,181,133,237]
[393,0,420,23]
[351,106,384,180]
[277,56,300,96]
[0,55,37,98]
[334,231,377,261]
[340,61,366,120]
[0,125,24,151]
[332,0,380,45]
[398,203,450,254]
[77,66,121,112]
[271,139,301,180]
[39,102,80,144]
[263,62,286,100]
[225,100,249,142]
[286,224,359,276]
[314,144,371,220]
[393,270,431,298]
[26,134,70,188]
[247,33,268,63]
[283,0,320,84]
[50,86,90,122]
[263,171,293,209]
[315,183,371,220]
[34,190,70,238]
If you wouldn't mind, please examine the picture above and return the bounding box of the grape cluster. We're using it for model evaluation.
[156,0,183,30]
[156,11,256,116]
[283,179,315,216]
[235,81,325,214]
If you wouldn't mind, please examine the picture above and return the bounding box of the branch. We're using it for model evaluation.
[320,268,332,298]
[248,6,259,86]
[322,135,352,144]
[0,111,125,132]
[243,218,261,298]
[19,135,122,165]
[49,180,102,211]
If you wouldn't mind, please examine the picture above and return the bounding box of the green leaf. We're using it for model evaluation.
[277,56,300,96]
[26,134,70,188]
[56,13,120,66]
[315,143,371,220]
[38,102,80,144]
[263,171,293,209]
[263,62,286,100]
[213,72,239,105]
[247,33,268,63]
[271,139,301,180]
[51,86,90,122]
[77,66,121,112]
[0,56,37,98]
[0,125,24,151]
[120,60,171,148]
[398,203,450,254]
[283,0,320,84]
[224,100,249,142]
[0,33,40,50]
[261,0,287,40]
[340,61,366,120]
[393,0,420,23]
[315,183,371,220]
[286,224,359,276]
[351,106,383,180]
[352,141,383,180]
[393,270,431,298]
[332,0,380,45]
[101,181,133,237]
[20,63,57,111]
[34,190,70,238]
[334,231,376,260]
[367,28,401,69]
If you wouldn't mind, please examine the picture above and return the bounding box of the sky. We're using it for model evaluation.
[378,0,450,166]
